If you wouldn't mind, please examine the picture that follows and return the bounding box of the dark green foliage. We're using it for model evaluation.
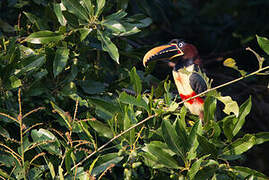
[0,0,269,179]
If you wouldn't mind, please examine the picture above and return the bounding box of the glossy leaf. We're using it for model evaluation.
[78,80,105,95]
[81,0,93,15]
[62,0,89,21]
[53,3,67,26]
[203,96,217,124]
[161,120,185,160]
[123,106,136,144]
[15,55,45,76]
[53,47,69,77]
[31,128,62,156]
[89,120,114,139]
[87,97,120,118]
[257,35,269,55]
[187,155,210,180]
[92,153,123,176]
[50,101,72,129]
[197,135,217,157]
[78,28,92,41]
[25,30,64,44]
[146,143,181,169]
[255,132,269,145]
[233,96,252,137]
[105,10,127,21]
[119,92,148,110]
[222,115,237,141]
[231,166,268,179]
[221,134,255,157]
[129,67,142,95]
[175,116,189,153]
[95,0,106,17]
[97,30,119,63]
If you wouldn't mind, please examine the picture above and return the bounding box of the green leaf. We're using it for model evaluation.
[89,120,114,139]
[8,76,22,89]
[119,92,148,110]
[257,35,269,55]
[50,101,72,129]
[105,10,127,21]
[187,120,202,160]
[25,30,64,44]
[78,80,105,94]
[187,155,210,180]
[217,95,239,117]
[175,116,189,153]
[222,115,237,142]
[92,153,123,176]
[15,55,46,76]
[233,96,252,137]
[31,129,62,156]
[123,105,136,144]
[62,0,89,21]
[146,143,180,169]
[221,134,255,157]
[255,132,269,145]
[129,67,142,95]
[53,47,69,77]
[197,135,217,157]
[223,58,247,76]
[204,96,217,124]
[161,120,185,160]
[81,0,93,15]
[87,97,120,119]
[97,30,119,63]
[95,0,106,17]
[78,28,92,41]
[53,3,67,26]
[102,20,126,34]
[231,166,268,179]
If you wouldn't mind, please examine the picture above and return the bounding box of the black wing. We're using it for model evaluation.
[189,73,207,94]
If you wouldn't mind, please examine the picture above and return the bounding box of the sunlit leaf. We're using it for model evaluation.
[257,35,269,55]
[25,30,64,44]
[232,96,252,137]
[221,134,255,157]
[95,0,106,17]
[187,155,210,180]
[231,166,268,179]
[53,3,67,26]
[217,95,239,117]
[31,129,62,156]
[62,0,89,21]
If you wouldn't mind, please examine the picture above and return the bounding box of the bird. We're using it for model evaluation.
[143,39,207,120]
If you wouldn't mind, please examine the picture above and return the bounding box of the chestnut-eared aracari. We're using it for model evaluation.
[143,39,207,120]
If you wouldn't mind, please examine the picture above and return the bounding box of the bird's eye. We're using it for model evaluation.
[178,42,184,47]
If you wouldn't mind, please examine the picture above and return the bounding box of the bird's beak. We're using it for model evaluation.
[143,43,184,67]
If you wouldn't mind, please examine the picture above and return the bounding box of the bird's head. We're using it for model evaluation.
[143,39,201,68]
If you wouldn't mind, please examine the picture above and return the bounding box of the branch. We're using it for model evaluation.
[68,64,269,174]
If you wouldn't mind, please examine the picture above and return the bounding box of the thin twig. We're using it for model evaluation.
[68,64,269,174]
[67,114,157,174]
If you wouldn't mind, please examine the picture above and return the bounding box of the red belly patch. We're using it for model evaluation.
[179,92,204,104]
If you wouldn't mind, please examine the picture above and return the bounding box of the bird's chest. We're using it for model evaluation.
[172,65,194,95]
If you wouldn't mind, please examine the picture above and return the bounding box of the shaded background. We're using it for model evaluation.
[1,0,269,176]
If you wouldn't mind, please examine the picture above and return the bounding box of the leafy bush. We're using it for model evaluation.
[0,0,269,179]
